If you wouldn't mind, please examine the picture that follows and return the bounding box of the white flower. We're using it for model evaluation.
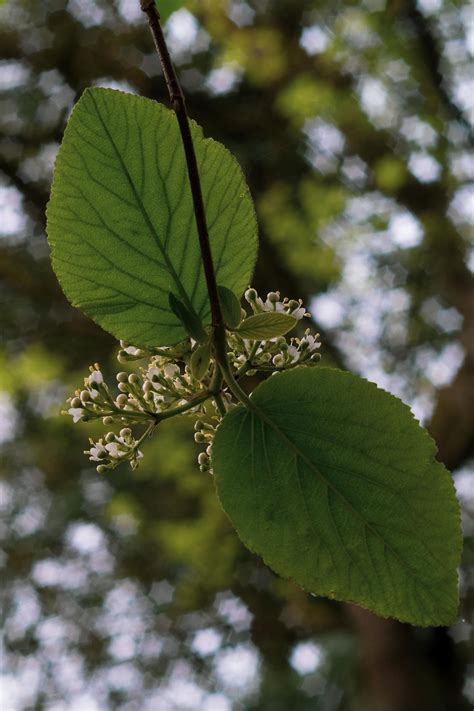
[290,306,307,320]
[146,366,161,385]
[124,346,141,356]
[68,407,84,423]
[301,333,321,352]
[164,363,180,379]
[87,370,103,386]
[88,443,108,461]
[287,345,300,362]
[105,442,128,458]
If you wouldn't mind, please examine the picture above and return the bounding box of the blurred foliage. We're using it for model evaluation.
[0,0,473,709]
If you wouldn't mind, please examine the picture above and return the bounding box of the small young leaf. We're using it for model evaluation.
[218,285,242,329]
[213,367,461,626]
[235,312,297,340]
[168,293,207,343]
[46,88,258,347]
[190,341,212,380]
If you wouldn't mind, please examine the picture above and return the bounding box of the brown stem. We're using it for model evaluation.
[140,0,224,335]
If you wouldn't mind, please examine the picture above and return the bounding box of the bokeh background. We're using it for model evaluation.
[1,0,473,709]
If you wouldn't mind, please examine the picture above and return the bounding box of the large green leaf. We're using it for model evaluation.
[46,88,257,347]
[213,368,461,626]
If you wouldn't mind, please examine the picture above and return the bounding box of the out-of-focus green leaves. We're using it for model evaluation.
[0,345,63,392]
[258,182,341,283]
[374,156,408,193]
[276,76,341,124]
[223,28,286,84]
[159,0,187,22]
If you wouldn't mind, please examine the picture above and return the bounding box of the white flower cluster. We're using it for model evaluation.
[64,288,322,475]
[85,427,144,473]
[65,357,208,427]
[244,288,309,320]
[65,355,210,473]
[228,328,321,374]
[225,289,321,376]
[66,365,116,424]
[142,359,204,413]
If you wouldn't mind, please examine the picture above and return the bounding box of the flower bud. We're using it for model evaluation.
[118,382,128,393]
[245,288,257,302]
[194,432,205,443]
[198,452,209,466]
[120,428,132,439]
[105,432,115,443]
[164,364,180,379]
[267,291,280,303]
[128,373,140,385]
[80,390,91,403]
[97,464,108,474]
[71,397,82,409]
[116,394,128,407]
[103,416,114,425]
[117,372,128,383]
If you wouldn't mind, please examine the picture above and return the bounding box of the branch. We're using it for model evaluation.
[407,0,471,130]
[140,0,224,334]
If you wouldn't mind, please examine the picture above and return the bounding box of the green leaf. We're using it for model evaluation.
[168,292,207,342]
[190,341,211,380]
[218,285,242,329]
[235,312,297,340]
[213,368,461,626]
[46,88,257,347]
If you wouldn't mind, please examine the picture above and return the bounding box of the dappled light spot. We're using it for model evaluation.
[290,641,325,675]
[214,644,260,693]
[300,25,330,55]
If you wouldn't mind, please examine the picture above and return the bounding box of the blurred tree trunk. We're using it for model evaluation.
[347,607,469,711]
